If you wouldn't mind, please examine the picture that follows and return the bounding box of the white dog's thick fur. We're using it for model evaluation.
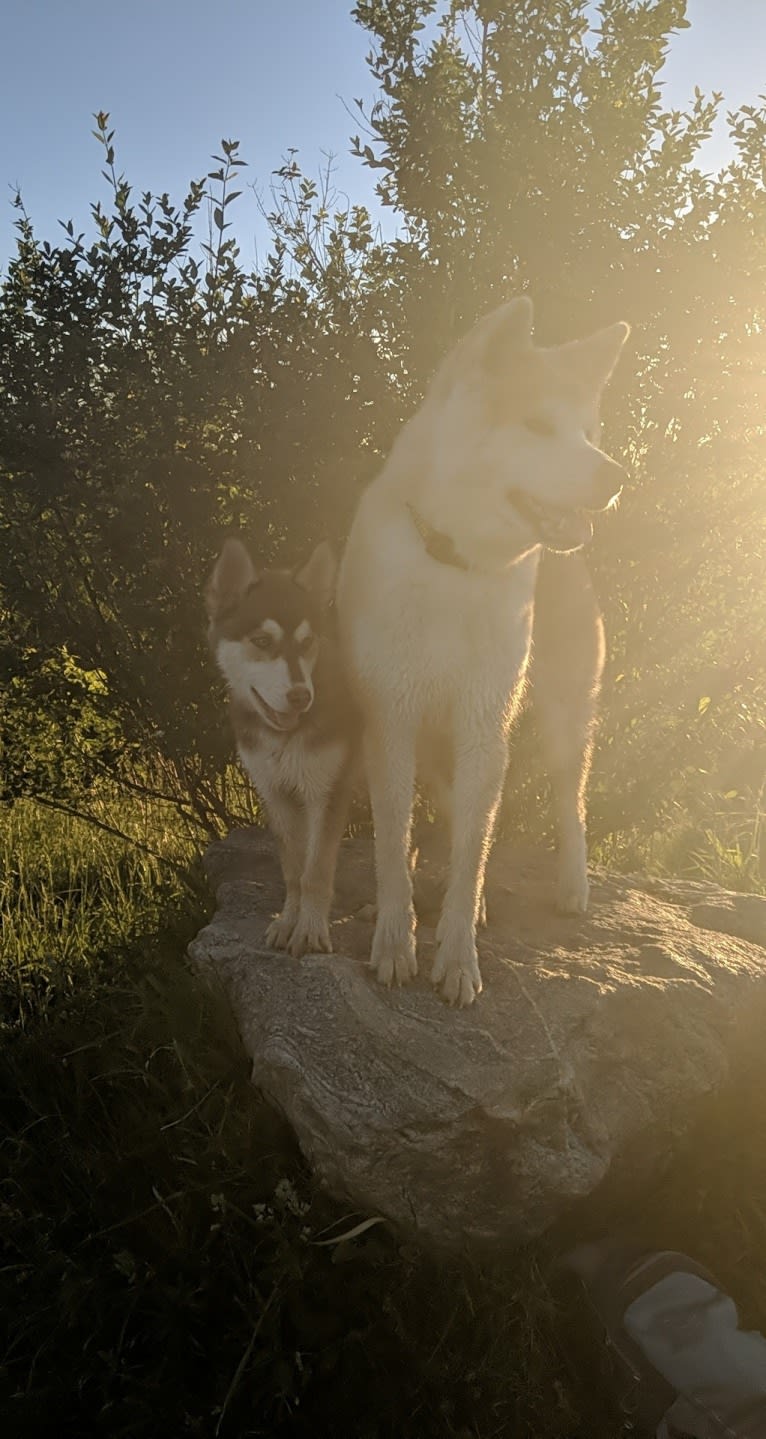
[337,297,629,1005]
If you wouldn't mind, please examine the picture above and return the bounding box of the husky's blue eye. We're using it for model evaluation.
[251,634,272,652]
[297,633,315,655]
[523,415,555,438]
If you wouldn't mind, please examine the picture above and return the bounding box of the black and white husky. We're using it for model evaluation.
[206,537,358,957]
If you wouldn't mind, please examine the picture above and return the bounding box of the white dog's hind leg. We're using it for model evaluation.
[365,717,418,987]
[533,552,604,915]
[431,732,508,1006]
[534,683,596,915]
[546,751,591,915]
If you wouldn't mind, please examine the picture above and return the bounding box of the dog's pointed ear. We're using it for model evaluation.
[478,295,534,372]
[293,541,337,610]
[205,537,258,620]
[561,320,630,391]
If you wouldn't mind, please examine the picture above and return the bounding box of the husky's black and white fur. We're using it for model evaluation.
[206,538,358,957]
[337,296,630,1006]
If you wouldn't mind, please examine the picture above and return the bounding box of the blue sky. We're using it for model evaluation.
[1,0,765,270]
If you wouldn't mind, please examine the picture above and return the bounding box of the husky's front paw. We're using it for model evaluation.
[287,908,333,958]
[431,921,483,1006]
[370,909,417,987]
[265,908,298,951]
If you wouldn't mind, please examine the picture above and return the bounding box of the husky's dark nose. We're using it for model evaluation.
[286,685,311,712]
[589,457,626,511]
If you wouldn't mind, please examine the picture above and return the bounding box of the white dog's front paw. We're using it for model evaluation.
[265,907,299,951]
[287,907,333,958]
[431,922,483,1006]
[555,867,590,916]
[370,909,417,987]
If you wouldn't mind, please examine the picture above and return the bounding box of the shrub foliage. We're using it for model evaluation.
[0,1,763,873]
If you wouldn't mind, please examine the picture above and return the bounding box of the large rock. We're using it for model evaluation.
[189,828,766,1248]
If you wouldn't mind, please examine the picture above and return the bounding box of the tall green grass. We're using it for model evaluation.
[0,795,201,1030]
[590,786,765,894]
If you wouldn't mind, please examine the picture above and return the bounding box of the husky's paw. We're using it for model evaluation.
[287,908,333,958]
[370,909,417,988]
[555,871,590,916]
[265,908,298,951]
[431,923,483,1007]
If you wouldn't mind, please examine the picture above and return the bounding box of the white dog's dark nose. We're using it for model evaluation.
[589,457,625,511]
[287,685,311,712]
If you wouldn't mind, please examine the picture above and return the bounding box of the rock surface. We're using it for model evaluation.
[189,828,766,1248]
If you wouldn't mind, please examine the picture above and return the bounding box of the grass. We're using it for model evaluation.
[589,791,765,894]
[0,795,200,1026]
[2,794,766,1437]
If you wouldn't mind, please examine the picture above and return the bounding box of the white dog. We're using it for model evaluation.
[336,297,629,1005]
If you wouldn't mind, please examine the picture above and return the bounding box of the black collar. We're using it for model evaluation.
[406,503,470,572]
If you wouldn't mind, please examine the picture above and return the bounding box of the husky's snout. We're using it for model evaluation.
[287,684,312,713]
[588,456,625,511]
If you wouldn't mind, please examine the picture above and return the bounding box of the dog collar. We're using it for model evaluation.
[406,503,470,572]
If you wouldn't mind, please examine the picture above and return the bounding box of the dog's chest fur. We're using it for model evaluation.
[339,499,538,721]
[237,726,347,807]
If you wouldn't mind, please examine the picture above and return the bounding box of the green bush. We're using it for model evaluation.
[0,1,763,864]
